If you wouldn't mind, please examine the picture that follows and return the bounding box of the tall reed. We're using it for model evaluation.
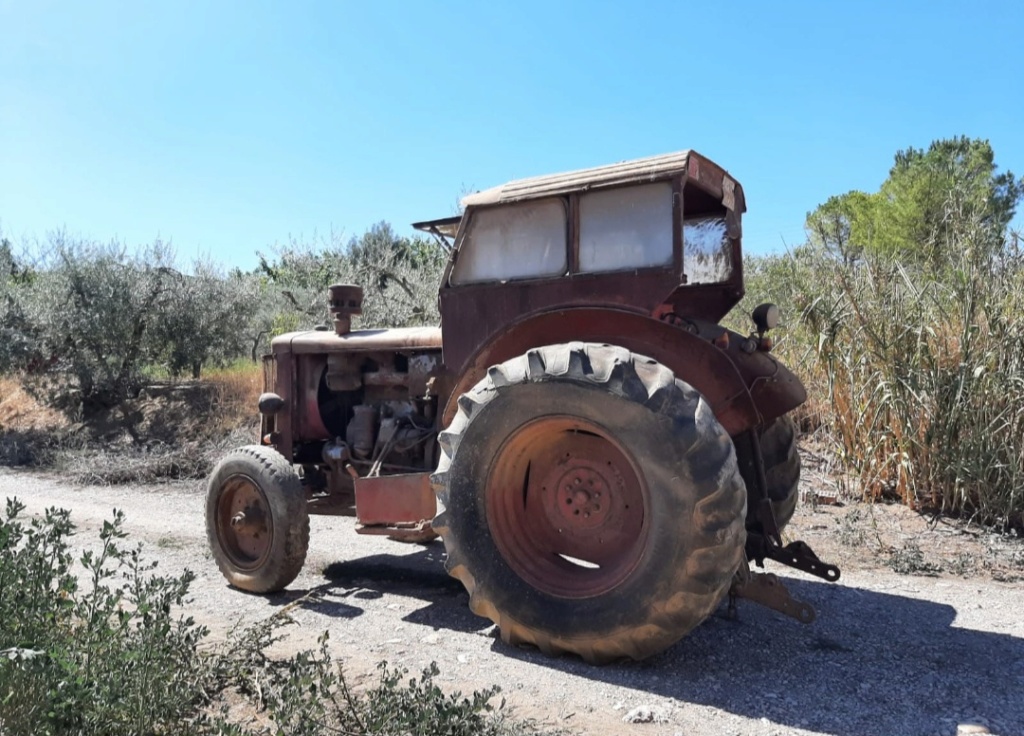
[743,214,1023,528]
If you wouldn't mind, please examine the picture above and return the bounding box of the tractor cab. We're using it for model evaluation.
[415,150,747,375]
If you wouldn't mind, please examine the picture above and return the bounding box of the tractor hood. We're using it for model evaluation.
[271,326,442,355]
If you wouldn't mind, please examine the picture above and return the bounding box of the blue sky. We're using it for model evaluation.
[2,0,1022,269]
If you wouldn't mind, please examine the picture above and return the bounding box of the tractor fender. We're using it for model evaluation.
[441,308,805,436]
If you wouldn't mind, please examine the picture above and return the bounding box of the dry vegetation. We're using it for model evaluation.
[742,224,1024,530]
[0,364,262,484]
[736,139,1023,530]
[0,376,69,432]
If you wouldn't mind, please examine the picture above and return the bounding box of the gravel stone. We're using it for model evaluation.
[622,705,668,724]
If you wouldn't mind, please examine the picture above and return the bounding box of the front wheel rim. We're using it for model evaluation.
[216,474,274,570]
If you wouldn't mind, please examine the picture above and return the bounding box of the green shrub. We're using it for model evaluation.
[887,541,943,576]
[222,628,524,736]
[0,500,546,736]
[0,500,212,735]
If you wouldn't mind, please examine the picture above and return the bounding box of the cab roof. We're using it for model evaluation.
[460,149,742,211]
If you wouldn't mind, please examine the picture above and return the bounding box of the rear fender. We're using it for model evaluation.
[442,308,805,436]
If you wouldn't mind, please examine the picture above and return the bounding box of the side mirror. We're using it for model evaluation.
[751,303,780,335]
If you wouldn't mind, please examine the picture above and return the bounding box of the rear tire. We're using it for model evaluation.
[749,415,801,531]
[431,343,746,663]
[206,445,309,593]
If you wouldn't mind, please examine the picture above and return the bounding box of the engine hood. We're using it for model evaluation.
[272,326,443,354]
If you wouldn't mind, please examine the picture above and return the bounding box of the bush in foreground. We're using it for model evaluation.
[0,501,210,734]
[0,501,546,736]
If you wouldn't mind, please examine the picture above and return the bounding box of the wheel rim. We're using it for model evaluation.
[216,474,274,571]
[486,416,649,598]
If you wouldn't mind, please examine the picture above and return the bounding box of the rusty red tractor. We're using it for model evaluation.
[206,150,840,664]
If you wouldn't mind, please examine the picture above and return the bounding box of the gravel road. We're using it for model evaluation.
[4,468,1022,736]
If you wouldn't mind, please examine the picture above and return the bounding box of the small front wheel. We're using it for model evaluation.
[206,445,309,593]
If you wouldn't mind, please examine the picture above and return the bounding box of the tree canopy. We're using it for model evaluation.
[0,222,445,416]
[805,136,1021,269]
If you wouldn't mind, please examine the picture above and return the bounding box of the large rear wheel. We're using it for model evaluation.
[431,343,746,663]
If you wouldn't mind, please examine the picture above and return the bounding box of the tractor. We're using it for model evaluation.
[206,150,840,664]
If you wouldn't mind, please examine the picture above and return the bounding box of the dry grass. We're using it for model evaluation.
[0,363,263,482]
[200,361,263,436]
[0,376,69,432]
[63,425,257,486]
[65,362,263,485]
[0,376,75,466]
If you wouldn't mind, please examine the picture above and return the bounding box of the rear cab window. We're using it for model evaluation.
[683,215,732,284]
[578,182,674,272]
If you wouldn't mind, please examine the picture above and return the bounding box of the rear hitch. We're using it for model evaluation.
[731,498,840,622]
[765,539,840,582]
[746,498,841,582]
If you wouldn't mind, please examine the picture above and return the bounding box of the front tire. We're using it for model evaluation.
[206,445,309,593]
[431,343,746,663]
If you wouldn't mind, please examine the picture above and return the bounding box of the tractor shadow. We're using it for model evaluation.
[505,576,1024,736]
[316,549,1024,736]
[321,544,491,634]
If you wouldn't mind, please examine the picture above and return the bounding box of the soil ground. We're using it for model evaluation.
[4,441,1023,736]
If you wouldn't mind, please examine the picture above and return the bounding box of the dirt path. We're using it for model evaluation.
[4,468,1023,736]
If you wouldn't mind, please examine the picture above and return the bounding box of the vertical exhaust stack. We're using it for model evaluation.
[328,284,364,335]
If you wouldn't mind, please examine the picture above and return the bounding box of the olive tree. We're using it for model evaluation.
[15,236,179,415]
[151,260,265,378]
[256,222,445,334]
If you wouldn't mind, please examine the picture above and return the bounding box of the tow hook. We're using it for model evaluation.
[729,562,816,624]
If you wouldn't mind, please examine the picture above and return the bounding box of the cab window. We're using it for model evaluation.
[578,182,673,273]
[683,215,733,283]
[450,199,567,285]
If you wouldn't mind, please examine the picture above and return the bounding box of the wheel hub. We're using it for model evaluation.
[230,505,266,533]
[548,461,614,529]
